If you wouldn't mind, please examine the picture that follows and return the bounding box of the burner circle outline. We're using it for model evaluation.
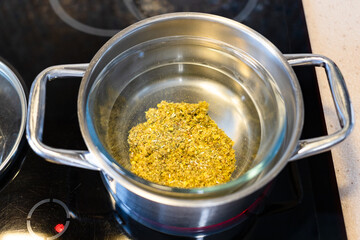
[27,198,70,240]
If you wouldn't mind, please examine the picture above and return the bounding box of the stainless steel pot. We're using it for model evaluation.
[0,58,27,177]
[26,13,354,236]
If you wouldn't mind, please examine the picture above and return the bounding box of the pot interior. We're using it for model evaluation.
[86,36,286,195]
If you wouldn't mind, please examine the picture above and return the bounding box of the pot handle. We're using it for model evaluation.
[285,54,354,161]
[26,64,100,171]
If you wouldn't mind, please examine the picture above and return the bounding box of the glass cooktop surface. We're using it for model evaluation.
[0,0,346,239]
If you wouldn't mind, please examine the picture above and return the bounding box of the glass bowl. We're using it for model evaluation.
[86,36,286,196]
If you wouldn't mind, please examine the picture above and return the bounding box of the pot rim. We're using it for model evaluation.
[78,12,304,205]
[0,58,27,174]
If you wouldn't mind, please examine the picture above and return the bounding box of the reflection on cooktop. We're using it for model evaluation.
[48,0,257,36]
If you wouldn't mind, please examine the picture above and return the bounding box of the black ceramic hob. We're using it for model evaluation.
[0,0,347,239]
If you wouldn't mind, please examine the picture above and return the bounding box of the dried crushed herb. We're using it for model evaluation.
[128,101,236,188]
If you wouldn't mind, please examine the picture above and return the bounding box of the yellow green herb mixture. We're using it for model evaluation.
[128,101,236,188]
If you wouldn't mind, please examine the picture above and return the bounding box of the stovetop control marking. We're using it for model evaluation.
[27,199,70,240]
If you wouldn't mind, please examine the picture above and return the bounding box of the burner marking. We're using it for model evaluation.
[27,198,70,240]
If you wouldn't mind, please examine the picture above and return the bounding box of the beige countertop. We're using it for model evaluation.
[302,1,360,239]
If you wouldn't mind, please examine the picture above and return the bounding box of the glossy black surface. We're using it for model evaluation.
[0,0,346,239]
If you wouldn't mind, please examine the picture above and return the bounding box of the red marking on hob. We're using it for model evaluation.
[54,223,65,233]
